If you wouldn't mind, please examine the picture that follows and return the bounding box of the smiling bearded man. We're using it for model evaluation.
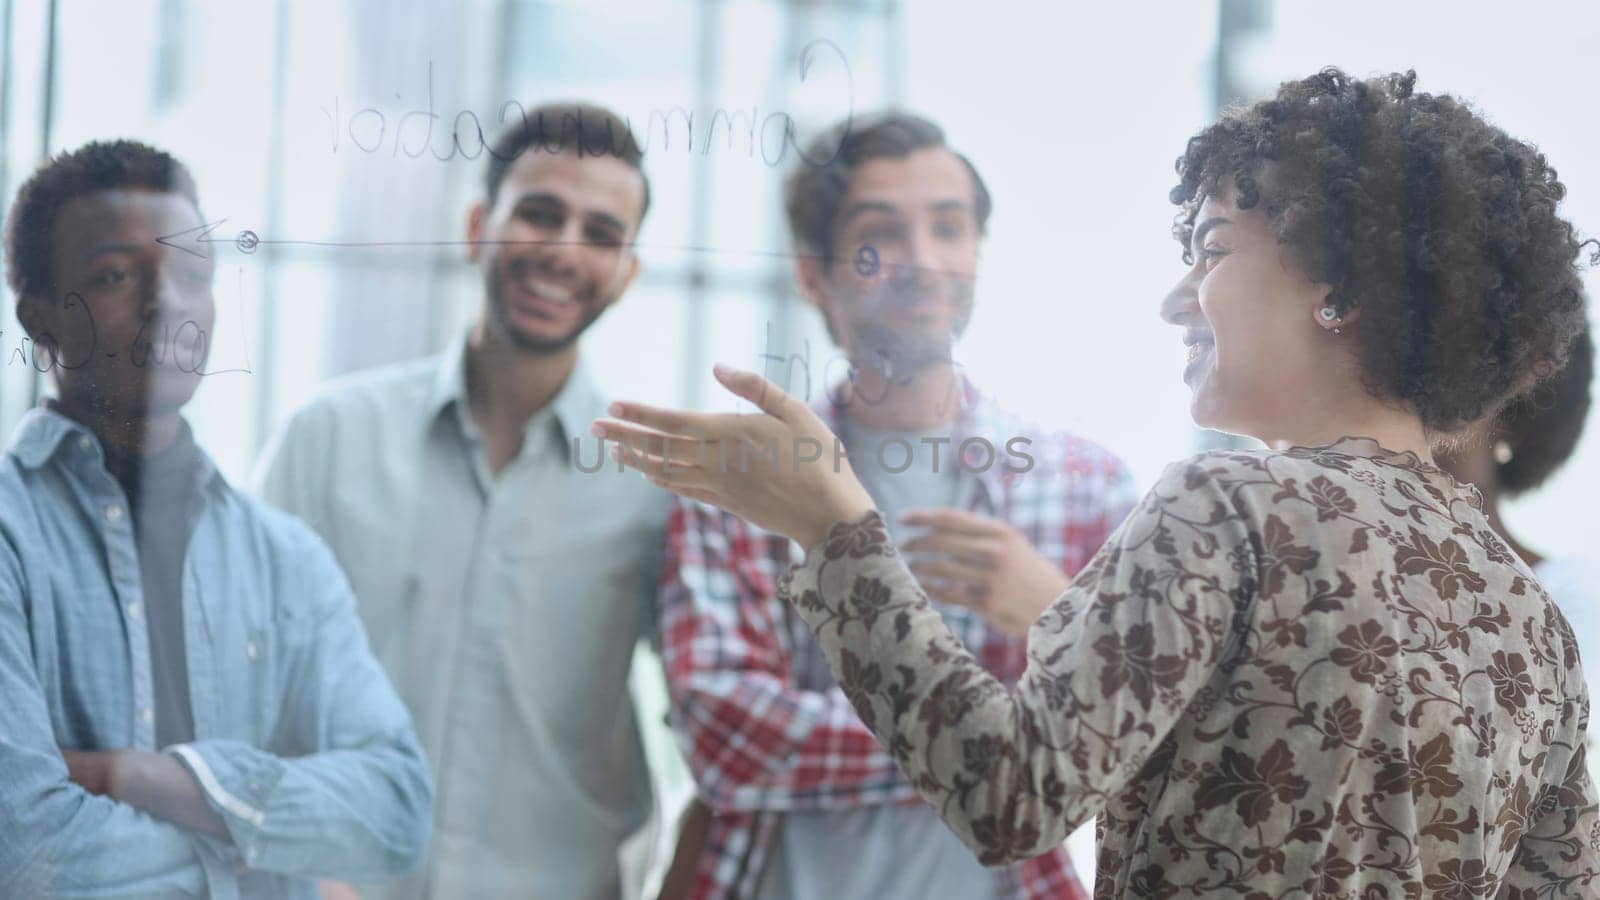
[254,102,670,900]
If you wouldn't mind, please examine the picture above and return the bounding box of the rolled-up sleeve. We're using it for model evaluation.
[0,538,214,898]
[167,529,433,881]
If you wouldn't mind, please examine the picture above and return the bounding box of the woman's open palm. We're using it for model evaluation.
[591,364,876,548]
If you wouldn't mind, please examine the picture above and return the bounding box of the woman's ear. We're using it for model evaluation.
[1313,293,1360,333]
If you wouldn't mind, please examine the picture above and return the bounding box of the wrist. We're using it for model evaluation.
[106,749,167,805]
[104,749,133,801]
[1049,570,1070,597]
[797,520,834,552]
[802,491,876,549]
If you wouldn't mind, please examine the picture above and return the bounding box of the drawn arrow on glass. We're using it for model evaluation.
[157,220,972,280]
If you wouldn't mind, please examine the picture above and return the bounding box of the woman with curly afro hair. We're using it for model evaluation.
[595,69,1599,896]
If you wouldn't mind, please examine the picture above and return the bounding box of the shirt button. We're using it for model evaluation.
[78,436,93,451]
[104,504,124,522]
[246,641,258,660]
[140,707,153,724]
[126,601,141,619]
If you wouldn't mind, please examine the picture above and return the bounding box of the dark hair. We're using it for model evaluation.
[4,139,199,301]
[783,110,992,266]
[483,101,650,224]
[1495,327,1593,495]
[1171,68,1591,433]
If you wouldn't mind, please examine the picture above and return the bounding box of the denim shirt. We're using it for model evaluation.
[0,407,433,899]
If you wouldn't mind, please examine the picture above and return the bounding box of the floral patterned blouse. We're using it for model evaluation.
[778,438,1598,898]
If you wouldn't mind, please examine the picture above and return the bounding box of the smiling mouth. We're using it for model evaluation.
[517,274,577,307]
[875,286,942,313]
[504,257,581,310]
[1182,333,1215,378]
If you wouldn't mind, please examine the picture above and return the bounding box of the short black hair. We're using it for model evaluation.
[1496,327,1593,495]
[1171,68,1590,434]
[4,139,199,301]
[784,110,992,267]
[483,101,650,224]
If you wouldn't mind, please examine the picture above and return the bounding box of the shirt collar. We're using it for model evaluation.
[424,333,473,424]
[10,403,225,494]
[425,332,606,459]
[546,363,605,454]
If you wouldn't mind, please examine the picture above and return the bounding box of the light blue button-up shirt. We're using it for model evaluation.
[0,406,433,899]
[254,339,668,899]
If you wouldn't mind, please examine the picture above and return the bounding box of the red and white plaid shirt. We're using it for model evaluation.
[658,380,1138,898]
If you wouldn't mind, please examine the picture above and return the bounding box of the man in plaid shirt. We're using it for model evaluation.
[657,112,1137,898]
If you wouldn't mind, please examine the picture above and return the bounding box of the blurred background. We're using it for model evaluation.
[2,0,1596,887]
[3,0,1595,547]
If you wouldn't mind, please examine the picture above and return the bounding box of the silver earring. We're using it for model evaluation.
[1319,306,1339,322]
[1493,440,1514,464]
[1333,327,1342,335]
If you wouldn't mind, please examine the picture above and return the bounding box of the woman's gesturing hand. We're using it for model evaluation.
[591,364,877,549]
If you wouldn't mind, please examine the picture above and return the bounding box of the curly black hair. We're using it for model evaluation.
[4,139,199,302]
[1495,327,1593,495]
[1171,68,1591,433]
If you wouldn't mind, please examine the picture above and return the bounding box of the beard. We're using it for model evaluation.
[483,256,612,355]
[846,319,953,379]
[842,275,974,378]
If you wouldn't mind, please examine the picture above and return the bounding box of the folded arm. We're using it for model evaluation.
[165,530,433,882]
[63,747,228,838]
[0,545,215,898]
